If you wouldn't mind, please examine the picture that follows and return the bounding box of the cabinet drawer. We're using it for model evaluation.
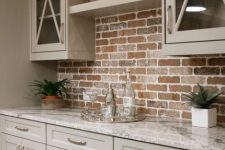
[1,116,46,143]
[47,146,63,150]
[114,138,181,150]
[47,125,113,150]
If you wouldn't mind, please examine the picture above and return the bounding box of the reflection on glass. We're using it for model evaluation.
[37,0,61,44]
[176,0,225,31]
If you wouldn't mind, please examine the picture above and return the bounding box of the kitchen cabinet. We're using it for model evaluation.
[31,0,95,61]
[114,138,181,150]
[47,124,113,150]
[163,0,225,55]
[47,146,63,150]
[2,134,45,150]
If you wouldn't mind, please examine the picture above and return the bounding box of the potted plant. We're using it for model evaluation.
[30,79,70,109]
[183,84,221,128]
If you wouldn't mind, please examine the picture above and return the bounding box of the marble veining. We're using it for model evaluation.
[0,107,225,150]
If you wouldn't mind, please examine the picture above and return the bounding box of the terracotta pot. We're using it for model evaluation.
[41,96,64,110]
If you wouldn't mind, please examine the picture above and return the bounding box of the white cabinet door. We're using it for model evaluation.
[2,134,21,150]
[31,0,66,53]
[47,146,63,150]
[2,134,45,150]
[114,138,181,150]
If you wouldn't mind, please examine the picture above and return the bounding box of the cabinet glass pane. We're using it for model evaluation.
[176,0,225,31]
[37,0,61,44]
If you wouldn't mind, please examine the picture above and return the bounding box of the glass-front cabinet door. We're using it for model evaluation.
[32,0,66,53]
[165,0,225,44]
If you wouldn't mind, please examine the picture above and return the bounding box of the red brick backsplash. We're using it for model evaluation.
[58,8,225,123]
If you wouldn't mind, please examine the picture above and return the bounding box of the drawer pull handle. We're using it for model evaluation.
[15,126,29,132]
[16,145,20,150]
[67,138,87,146]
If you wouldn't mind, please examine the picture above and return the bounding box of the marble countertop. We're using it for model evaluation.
[0,107,225,150]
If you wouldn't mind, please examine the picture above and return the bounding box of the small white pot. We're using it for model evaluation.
[192,107,217,128]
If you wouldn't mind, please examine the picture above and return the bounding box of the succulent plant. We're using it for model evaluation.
[182,84,221,109]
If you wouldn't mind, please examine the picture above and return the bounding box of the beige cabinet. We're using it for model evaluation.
[114,138,181,150]
[47,146,63,150]
[30,0,95,61]
[2,134,45,150]
[163,0,225,55]
[47,124,113,150]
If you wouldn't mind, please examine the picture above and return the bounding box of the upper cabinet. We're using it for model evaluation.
[163,0,225,56]
[30,0,95,61]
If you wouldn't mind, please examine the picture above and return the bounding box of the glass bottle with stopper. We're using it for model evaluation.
[105,84,116,121]
[123,71,135,117]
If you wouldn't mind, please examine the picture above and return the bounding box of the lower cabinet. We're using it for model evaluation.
[114,138,181,150]
[2,134,45,150]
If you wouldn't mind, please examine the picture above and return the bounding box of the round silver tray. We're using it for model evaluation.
[80,109,146,123]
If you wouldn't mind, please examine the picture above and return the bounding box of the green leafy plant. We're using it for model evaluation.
[30,79,70,98]
[183,84,221,109]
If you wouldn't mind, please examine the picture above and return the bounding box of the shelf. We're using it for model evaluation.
[38,13,60,20]
[69,0,161,18]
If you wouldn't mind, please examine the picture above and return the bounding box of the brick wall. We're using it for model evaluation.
[58,8,225,123]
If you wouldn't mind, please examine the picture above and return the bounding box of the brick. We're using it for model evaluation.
[102,46,117,53]
[169,85,192,93]
[158,76,180,83]
[157,9,162,16]
[110,22,127,30]
[194,67,220,75]
[128,52,146,59]
[158,110,180,117]
[137,43,157,50]
[102,75,118,82]
[181,76,206,84]
[128,20,146,28]
[147,18,162,26]
[208,58,225,66]
[73,62,86,67]
[169,102,189,110]
[119,75,136,82]
[96,47,101,53]
[79,82,93,87]
[132,83,146,90]
[137,76,157,83]
[147,68,168,75]
[96,33,100,39]
[118,45,136,51]
[129,68,146,74]
[96,25,109,32]
[169,68,193,75]
[73,75,86,80]
[158,59,180,66]
[119,29,136,36]
[59,61,72,67]
[119,60,136,66]
[94,82,109,88]
[137,59,157,66]
[96,39,108,46]
[102,16,118,24]
[147,101,168,108]
[147,34,162,42]
[147,84,167,91]
[87,61,101,67]
[102,61,118,67]
[193,85,219,93]
[135,100,146,106]
[94,68,109,74]
[109,68,126,74]
[208,77,225,85]
[182,111,192,119]
[66,68,78,73]
[137,26,157,34]
[110,38,126,44]
[217,116,225,124]
[137,10,157,18]
[96,54,109,60]
[138,92,157,99]
[79,68,93,74]
[158,26,162,33]
[102,31,118,38]
[222,67,225,75]
[110,53,126,59]
[87,75,101,81]
[119,13,136,21]
[128,36,146,43]
[95,18,100,24]
[158,93,180,101]
[158,42,162,49]
[182,58,206,66]
[58,68,65,73]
